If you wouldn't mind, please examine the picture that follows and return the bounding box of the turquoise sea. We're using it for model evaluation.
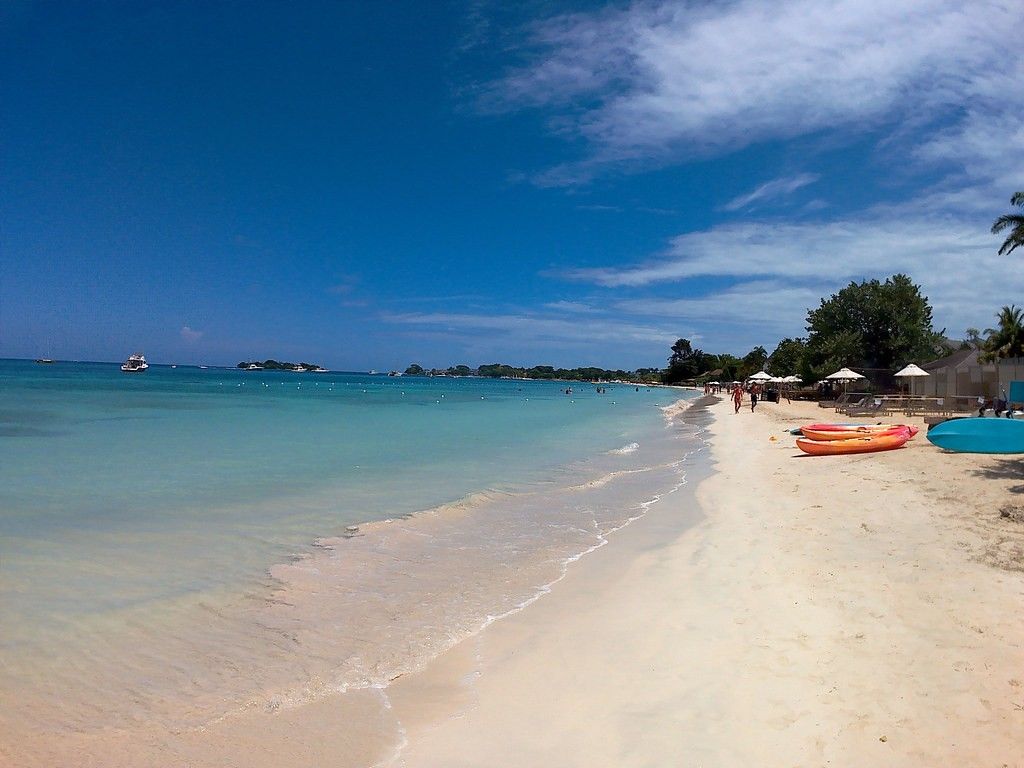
[0,359,702,740]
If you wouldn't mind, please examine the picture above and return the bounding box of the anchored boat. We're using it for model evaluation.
[121,353,149,373]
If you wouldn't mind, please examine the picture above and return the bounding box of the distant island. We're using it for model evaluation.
[237,359,328,372]
[402,363,661,384]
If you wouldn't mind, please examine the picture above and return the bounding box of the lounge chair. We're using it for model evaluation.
[845,397,886,417]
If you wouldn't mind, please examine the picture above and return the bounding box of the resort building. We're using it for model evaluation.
[910,349,1024,399]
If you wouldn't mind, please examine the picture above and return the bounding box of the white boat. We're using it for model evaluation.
[121,353,149,373]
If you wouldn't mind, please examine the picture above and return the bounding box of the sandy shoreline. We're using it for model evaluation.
[387,396,1024,766]
[6,395,1024,766]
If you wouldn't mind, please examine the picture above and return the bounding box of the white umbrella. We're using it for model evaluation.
[783,375,803,383]
[894,363,929,378]
[748,371,773,381]
[825,367,864,381]
[894,363,929,396]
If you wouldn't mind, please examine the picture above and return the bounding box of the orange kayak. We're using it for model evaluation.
[797,428,911,455]
[800,424,919,441]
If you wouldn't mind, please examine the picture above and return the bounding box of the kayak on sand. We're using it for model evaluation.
[797,426,912,456]
[799,424,920,441]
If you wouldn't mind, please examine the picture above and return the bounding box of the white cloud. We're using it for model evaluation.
[180,325,203,343]
[565,217,993,287]
[543,300,598,313]
[563,213,1023,343]
[722,173,820,211]
[383,310,683,346]
[492,0,1023,188]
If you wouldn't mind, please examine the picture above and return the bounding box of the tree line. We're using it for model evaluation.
[403,362,661,383]
[663,274,946,385]
[400,190,1024,389]
[663,189,1024,387]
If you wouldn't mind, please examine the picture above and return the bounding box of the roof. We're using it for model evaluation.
[920,348,977,372]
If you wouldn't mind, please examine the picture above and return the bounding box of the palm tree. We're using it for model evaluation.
[981,305,1024,362]
[992,191,1024,256]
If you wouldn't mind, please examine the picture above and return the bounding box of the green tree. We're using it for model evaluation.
[992,192,1024,256]
[710,353,740,382]
[767,338,807,376]
[804,274,943,380]
[737,345,768,379]
[964,327,985,350]
[663,338,710,383]
[982,305,1024,361]
[404,363,425,376]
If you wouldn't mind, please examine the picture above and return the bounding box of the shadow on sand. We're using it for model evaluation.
[970,456,1024,494]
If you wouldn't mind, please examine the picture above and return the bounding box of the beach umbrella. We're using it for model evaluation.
[784,375,803,383]
[894,362,929,396]
[825,367,864,381]
[824,366,864,394]
[894,363,929,378]
[748,371,773,381]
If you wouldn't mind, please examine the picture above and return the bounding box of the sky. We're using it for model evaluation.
[2,0,1023,370]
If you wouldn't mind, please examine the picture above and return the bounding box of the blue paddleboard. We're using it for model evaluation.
[926,417,1024,453]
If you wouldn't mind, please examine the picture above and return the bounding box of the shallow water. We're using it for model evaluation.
[0,360,704,740]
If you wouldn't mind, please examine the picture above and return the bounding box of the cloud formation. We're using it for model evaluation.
[180,325,203,343]
[564,212,1024,343]
[493,0,1023,188]
[722,173,820,211]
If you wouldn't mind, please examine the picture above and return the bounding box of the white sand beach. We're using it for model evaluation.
[7,396,1024,767]
[386,397,1024,767]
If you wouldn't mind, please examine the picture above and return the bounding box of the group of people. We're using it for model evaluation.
[730,382,764,413]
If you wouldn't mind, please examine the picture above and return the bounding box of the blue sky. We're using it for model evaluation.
[2,0,1023,370]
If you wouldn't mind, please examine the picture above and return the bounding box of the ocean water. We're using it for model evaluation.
[0,359,704,744]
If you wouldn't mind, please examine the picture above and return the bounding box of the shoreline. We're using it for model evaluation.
[1,396,705,767]
[6,395,1024,765]
[385,396,1024,766]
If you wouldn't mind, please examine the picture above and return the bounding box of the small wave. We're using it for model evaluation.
[660,397,696,423]
[608,442,639,455]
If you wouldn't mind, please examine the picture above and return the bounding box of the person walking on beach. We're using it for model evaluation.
[750,385,758,412]
[733,385,743,413]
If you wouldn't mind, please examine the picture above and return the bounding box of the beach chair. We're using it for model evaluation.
[837,395,870,414]
[844,397,885,417]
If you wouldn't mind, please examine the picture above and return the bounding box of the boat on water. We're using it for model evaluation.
[797,426,911,456]
[121,353,149,373]
[35,358,55,364]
